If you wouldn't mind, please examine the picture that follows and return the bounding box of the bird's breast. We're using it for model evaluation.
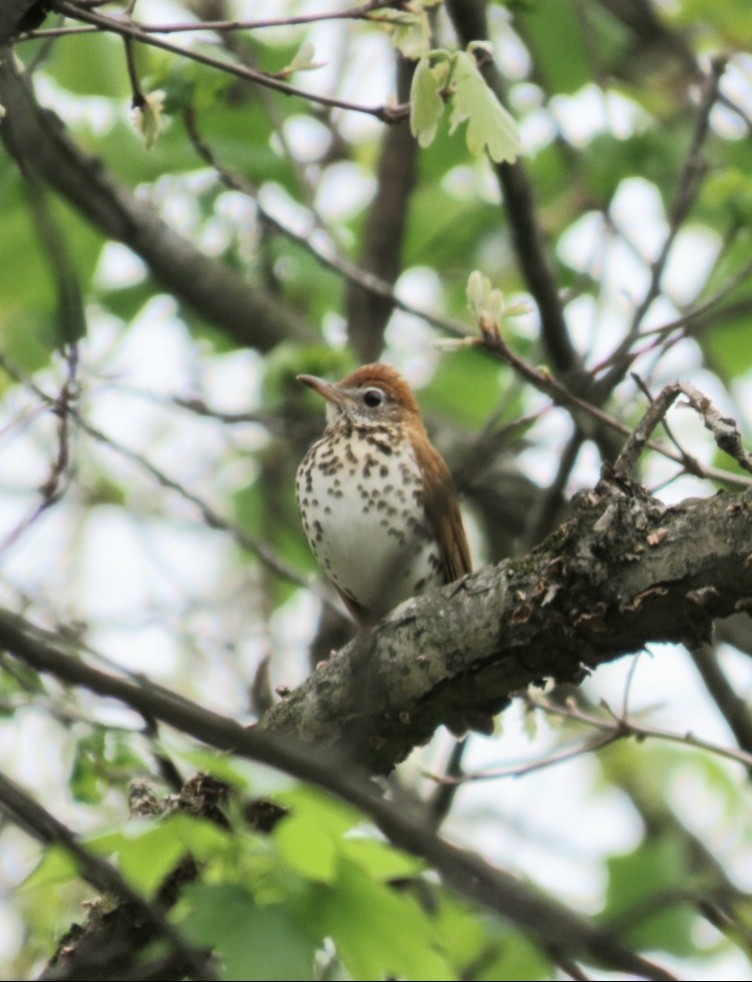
[296,426,443,618]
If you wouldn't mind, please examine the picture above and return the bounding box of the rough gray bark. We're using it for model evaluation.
[261,476,752,770]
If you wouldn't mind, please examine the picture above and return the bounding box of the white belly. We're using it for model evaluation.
[297,427,442,618]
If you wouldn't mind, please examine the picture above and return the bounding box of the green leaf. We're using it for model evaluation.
[317,860,455,981]
[271,788,363,876]
[87,820,189,899]
[448,52,520,163]
[410,57,446,148]
[86,815,230,900]
[340,835,425,881]
[21,845,80,893]
[274,811,338,883]
[369,9,433,59]
[600,838,699,957]
[181,883,316,981]
[274,786,362,837]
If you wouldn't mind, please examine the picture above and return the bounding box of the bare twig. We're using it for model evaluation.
[423,728,619,785]
[599,57,728,389]
[0,352,333,605]
[680,380,752,474]
[0,349,78,554]
[527,691,752,773]
[470,324,752,488]
[21,0,395,40]
[611,378,752,482]
[54,1,408,122]
[610,382,683,482]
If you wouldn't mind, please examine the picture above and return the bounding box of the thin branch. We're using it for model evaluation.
[469,323,752,488]
[0,349,78,555]
[681,380,752,474]
[595,253,752,375]
[54,1,408,122]
[424,728,619,785]
[182,105,465,335]
[0,352,333,605]
[0,768,217,981]
[529,692,752,773]
[24,0,394,41]
[610,382,683,482]
[689,642,752,768]
[21,1,395,40]
[599,56,728,389]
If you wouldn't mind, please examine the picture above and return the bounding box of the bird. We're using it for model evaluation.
[296,363,471,625]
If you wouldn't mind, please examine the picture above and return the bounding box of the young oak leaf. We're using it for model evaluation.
[409,56,446,148]
[449,51,520,163]
[368,8,432,59]
[280,42,323,78]
[133,89,167,150]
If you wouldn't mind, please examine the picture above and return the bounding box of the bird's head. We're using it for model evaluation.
[297,363,422,429]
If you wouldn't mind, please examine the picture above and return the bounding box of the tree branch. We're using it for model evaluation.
[262,476,752,769]
[0,49,314,351]
[0,0,40,42]
[0,606,678,980]
[0,769,217,981]
[53,1,407,122]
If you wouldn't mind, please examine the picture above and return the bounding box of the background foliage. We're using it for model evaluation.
[2,0,752,979]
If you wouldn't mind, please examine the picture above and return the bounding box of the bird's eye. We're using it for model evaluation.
[363,387,385,408]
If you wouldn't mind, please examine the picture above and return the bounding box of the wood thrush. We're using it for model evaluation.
[296,363,471,625]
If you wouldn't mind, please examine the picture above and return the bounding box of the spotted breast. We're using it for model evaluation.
[296,364,471,625]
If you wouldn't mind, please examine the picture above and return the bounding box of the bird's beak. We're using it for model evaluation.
[297,374,350,407]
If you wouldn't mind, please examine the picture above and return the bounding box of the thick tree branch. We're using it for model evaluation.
[0,50,314,351]
[262,478,752,769]
[0,607,677,980]
[2,473,751,778]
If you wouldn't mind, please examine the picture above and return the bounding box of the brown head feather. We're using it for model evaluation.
[335,363,421,418]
